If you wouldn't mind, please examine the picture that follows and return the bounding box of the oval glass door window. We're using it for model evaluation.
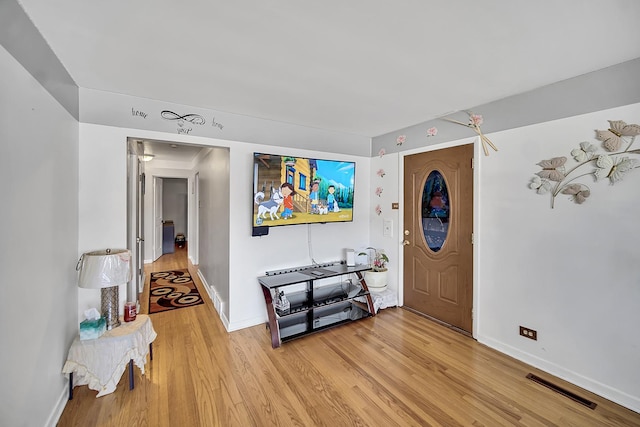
[421,170,450,252]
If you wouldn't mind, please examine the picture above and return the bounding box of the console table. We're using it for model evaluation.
[62,314,157,398]
[258,262,375,348]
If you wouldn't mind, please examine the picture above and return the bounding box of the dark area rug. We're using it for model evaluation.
[149,269,204,314]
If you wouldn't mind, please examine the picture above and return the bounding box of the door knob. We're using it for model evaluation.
[403,240,410,246]
[404,230,410,236]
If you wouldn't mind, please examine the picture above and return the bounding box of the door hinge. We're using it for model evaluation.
[471,158,474,169]
[471,232,474,244]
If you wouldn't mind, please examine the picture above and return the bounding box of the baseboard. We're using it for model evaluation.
[194,271,260,332]
[197,270,214,301]
[197,270,230,331]
[479,335,640,413]
[219,310,231,331]
[45,381,69,427]
[227,316,265,332]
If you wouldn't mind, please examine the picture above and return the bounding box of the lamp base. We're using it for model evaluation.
[101,286,121,330]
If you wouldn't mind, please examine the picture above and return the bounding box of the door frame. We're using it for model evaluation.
[193,171,200,265]
[398,137,482,338]
[153,176,164,262]
[150,171,198,263]
[126,139,145,303]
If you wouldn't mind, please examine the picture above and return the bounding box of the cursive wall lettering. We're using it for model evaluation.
[161,109,204,135]
[211,116,224,130]
[161,110,205,125]
[131,108,148,119]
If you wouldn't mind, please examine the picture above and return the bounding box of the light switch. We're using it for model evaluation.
[383,219,393,237]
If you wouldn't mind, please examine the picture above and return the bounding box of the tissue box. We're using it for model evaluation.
[80,317,106,340]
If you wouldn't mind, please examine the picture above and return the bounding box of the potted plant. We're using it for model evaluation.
[359,247,389,291]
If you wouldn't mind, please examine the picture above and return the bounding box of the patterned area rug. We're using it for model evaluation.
[149,269,204,314]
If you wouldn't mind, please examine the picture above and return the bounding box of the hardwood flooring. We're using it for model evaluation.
[58,246,640,426]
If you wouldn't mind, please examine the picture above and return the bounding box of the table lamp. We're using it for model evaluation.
[77,249,132,330]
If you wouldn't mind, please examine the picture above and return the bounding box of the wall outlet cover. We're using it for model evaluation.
[383,219,393,237]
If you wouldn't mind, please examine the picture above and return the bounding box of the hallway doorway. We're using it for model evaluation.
[126,138,211,298]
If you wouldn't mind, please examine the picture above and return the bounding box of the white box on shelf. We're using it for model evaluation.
[346,249,355,266]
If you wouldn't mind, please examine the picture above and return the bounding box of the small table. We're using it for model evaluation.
[62,314,157,398]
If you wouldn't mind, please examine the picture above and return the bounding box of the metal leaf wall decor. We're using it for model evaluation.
[530,119,640,208]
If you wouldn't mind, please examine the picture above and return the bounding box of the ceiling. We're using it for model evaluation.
[19,1,640,138]
[133,139,208,164]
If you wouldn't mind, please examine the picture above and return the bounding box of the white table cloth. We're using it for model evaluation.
[355,287,398,313]
[63,314,157,397]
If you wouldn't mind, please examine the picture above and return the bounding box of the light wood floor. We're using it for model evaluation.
[58,246,640,426]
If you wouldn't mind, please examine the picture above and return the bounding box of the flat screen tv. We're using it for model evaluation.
[253,152,355,228]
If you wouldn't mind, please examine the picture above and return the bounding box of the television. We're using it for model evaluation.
[252,152,355,229]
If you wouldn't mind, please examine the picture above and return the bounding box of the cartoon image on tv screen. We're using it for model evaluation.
[253,153,355,227]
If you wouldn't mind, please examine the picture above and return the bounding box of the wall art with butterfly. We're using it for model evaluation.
[530,119,640,208]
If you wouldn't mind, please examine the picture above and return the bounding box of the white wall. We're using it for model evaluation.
[366,153,401,294]
[374,103,640,412]
[0,45,79,426]
[227,144,371,331]
[476,103,640,412]
[197,147,231,322]
[80,88,371,156]
[77,124,129,320]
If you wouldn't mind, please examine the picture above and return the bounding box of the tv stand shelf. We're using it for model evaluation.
[258,262,375,348]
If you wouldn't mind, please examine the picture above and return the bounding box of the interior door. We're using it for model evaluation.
[403,143,474,333]
[153,177,163,261]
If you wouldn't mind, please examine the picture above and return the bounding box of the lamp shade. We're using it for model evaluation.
[77,249,132,289]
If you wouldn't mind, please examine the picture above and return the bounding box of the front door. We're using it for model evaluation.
[403,143,474,333]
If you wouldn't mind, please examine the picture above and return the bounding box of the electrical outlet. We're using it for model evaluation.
[519,326,537,341]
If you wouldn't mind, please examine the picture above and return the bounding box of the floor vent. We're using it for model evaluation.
[527,373,597,409]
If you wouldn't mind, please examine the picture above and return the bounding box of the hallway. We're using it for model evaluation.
[141,244,203,314]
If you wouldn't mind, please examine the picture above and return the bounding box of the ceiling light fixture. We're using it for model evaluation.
[140,154,155,162]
